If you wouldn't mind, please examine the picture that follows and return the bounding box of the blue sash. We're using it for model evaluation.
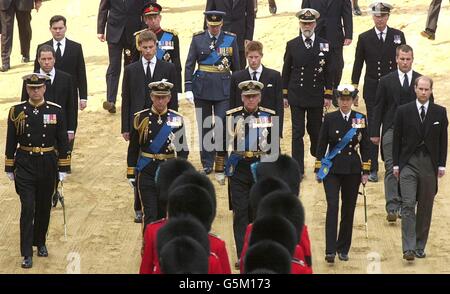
[136,119,174,172]
[317,113,363,180]
[199,34,234,66]
[156,32,173,60]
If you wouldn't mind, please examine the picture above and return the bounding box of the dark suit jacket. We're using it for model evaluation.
[393,101,448,177]
[316,110,371,174]
[301,0,352,48]
[21,69,75,132]
[0,0,36,11]
[351,26,406,100]
[230,66,284,134]
[121,59,178,133]
[371,70,432,137]
[97,0,144,44]
[204,0,255,51]
[282,35,333,107]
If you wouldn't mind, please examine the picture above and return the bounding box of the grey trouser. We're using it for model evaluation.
[400,149,436,252]
[382,128,400,212]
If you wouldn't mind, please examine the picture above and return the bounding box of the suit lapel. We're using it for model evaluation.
[233,0,241,9]
[423,102,435,137]
[259,65,266,83]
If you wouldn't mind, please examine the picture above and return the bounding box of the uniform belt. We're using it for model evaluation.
[234,151,265,158]
[19,146,55,153]
[140,151,175,160]
[198,65,229,73]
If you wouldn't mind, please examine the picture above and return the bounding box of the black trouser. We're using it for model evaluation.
[329,45,344,88]
[137,162,159,230]
[230,158,257,258]
[0,6,31,66]
[106,33,133,104]
[134,185,142,212]
[290,105,323,174]
[364,95,379,173]
[323,173,360,255]
[14,152,57,257]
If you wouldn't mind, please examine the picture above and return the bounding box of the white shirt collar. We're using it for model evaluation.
[248,64,263,75]
[374,27,388,36]
[142,56,157,75]
[340,109,351,120]
[398,69,413,85]
[416,99,430,112]
[53,37,66,56]
[40,67,56,84]
[208,31,221,39]
[302,33,315,43]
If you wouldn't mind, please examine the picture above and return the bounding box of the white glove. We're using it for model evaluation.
[185,91,194,104]
[6,172,14,181]
[59,172,67,182]
[215,172,225,185]
[128,178,136,188]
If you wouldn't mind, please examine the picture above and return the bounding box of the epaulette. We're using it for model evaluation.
[47,101,62,108]
[134,108,150,116]
[292,258,306,267]
[224,31,236,36]
[226,106,243,115]
[150,218,166,225]
[169,109,183,117]
[13,101,27,107]
[164,28,178,36]
[133,28,149,37]
[193,30,204,36]
[258,106,275,115]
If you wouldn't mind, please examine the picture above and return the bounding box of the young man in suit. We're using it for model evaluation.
[282,8,333,178]
[301,0,353,90]
[121,30,178,223]
[0,0,42,71]
[370,45,429,223]
[34,15,88,150]
[230,40,283,135]
[351,2,406,182]
[205,0,255,68]
[393,76,448,261]
[97,0,145,114]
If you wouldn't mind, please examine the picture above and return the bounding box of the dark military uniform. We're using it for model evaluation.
[216,104,274,259]
[185,15,240,171]
[315,109,370,259]
[282,28,333,175]
[127,106,188,228]
[5,98,70,258]
[352,22,406,174]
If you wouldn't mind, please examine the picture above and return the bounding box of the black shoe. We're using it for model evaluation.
[234,259,240,270]
[21,256,32,268]
[325,253,335,263]
[338,252,349,261]
[37,245,48,257]
[368,171,378,182]
[200,167,213,175]
[403,250,415,261]
[0,65,10,72]
[386,211,397,222]
[52,191,60,207]
[268,0,277,14]
[353,6,362,16]
[103,101,116,113]
[415,249,426,258]
[134,211,143,223]
[22,56,30,63]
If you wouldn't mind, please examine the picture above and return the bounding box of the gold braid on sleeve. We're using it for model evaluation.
[9,107,26,136]
[134,114,149,145]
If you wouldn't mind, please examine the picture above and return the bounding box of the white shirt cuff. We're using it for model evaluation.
[67,131,74,134]
[80,99,87,102]
[439,167,446,171]
[393,166,399,170]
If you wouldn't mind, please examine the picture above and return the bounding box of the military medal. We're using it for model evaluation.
[163,52,171,61]
[317,67,323,73]
[125,49,131,56]
[157,115,163,125]
[33,108,39,115]
[209,41,215,50]
[319,42,329,52]
[394,35,401,44]
[319,59,325,66]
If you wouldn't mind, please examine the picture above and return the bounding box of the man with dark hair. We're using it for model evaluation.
[351,2,406,182]
[371,44,430,223]
[205,0,255,67]
[393,76,447,261]
[97,0,145,114]
[0,0,42,71]
[230,40,283,135]
[33,15,88,151]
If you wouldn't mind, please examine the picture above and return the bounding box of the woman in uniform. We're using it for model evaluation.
[314,84,370,263]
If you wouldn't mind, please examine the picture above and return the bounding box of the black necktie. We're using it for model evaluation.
[305,38,312,49]
[252,71,258,81]
[402,73,409,92]
[344,115,347,122]
[146,61,151,81]
[212,36,217,48]
[46,73,52,85]
[56,42,62,59]
[420,105,426,122]
[379,32,384,44]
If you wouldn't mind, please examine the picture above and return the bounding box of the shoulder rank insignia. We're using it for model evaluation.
[226,106,243,115]
[134,108,150,116]
[258,106,275,115]
[47,101,62,108]
[193,30,204,36]
[224,31,236,36]
[164,28,178,36]
[168,109,183,117]
[133,28,149,37]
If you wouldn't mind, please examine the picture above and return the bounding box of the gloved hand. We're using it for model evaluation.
[215,172,225,185]
[128,178,136,188]
[6,172,14,181]
[59,172,67,182]
[185,91,194,104]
